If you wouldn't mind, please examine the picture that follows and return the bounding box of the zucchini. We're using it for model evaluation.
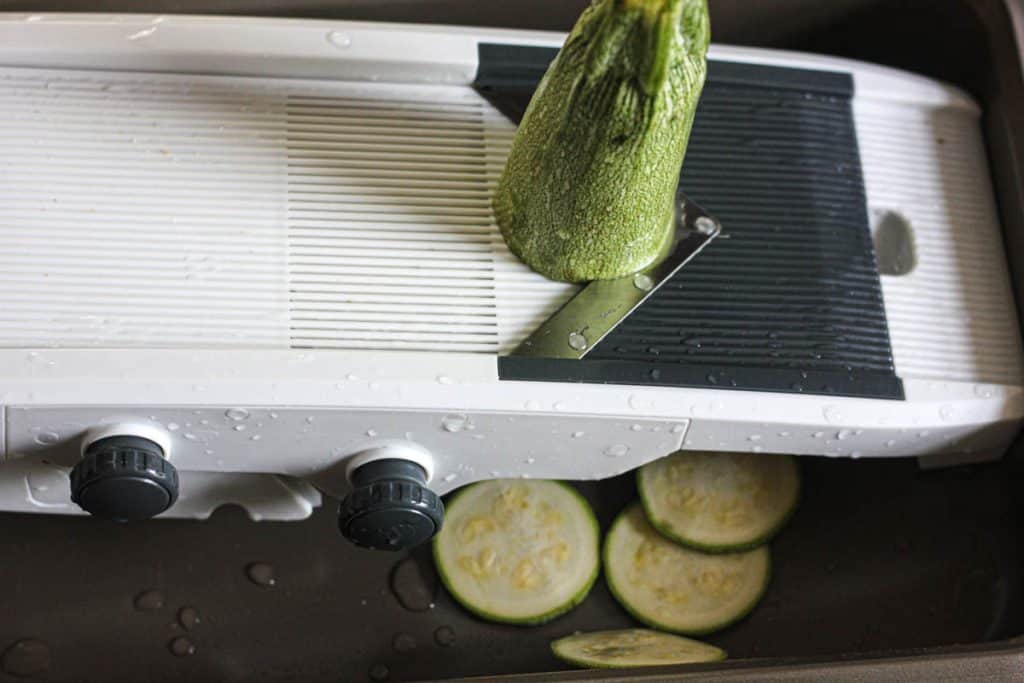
[604,503,769,635]
[493,0,711,282]
[433,480,600,624]
[552,628,726,669]
[638,451,800,552]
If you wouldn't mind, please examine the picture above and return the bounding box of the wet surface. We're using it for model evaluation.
[1,639,51,678]
[244,562,277,588]
[389,552,438,613]
[0,457,1020,682]
[167,637,196,658]
[176,607,200,631]
[133,590,165,612]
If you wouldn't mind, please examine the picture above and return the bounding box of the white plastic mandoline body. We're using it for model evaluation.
[0,14,1021,520]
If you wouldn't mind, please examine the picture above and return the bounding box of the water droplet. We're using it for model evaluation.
[369,663,390,681]
[694,216,718,234]
[630,424,643,432]
[790,383,804,392]
[524,400,542,410]
[812,431,825,439]
[305,416,315,424]
[628,394,653,411]
[571,431,585,439]
[127,26,158,41]
[167,422,180,431]
[199,419,210,426]
[366,429,378,437]
[442,414,467,433]
[245,562,276,587]
[974,384,994,398]
[671,424,686,434]
[177,606,200,630]
[168,636,196,657]
[604,444,630,458]
[250,434,261,441]
[567,331,588,351]
[552,401,566,411]
[443,473,457,483]
[751,445,763,453]
[649,368,662,380]
[436,375,453,385]
[183,433,197,441]
[233,424,246,432]
[778,431,791,437]
[632,273,654,291]
[33,431,59,446]
[327,31,352,48]
[225,408,249,421]
[392,633,416,654]
[836,429,853,441]
[748,434,762,442]
[706,374,719,385]
[269,412,279,419]
[939,405,954,421]
[918,430,931,438]
[134,590,164,611]
[389,555,437,612]
[850,451,863,459]
[823,406,843,424]
[885,439,896,448]
[524,457,536,465]
[2,639,51,677]
[434,625,456,647]
[204,449,215,456]
[346,373,359,381]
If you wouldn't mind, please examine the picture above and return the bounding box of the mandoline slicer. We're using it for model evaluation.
[0,14,1020,548]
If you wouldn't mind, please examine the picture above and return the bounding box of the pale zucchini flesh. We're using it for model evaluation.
[604,503,770,635]
[552,628,726,669]
[639,451,800,552]
[433,480,600,624]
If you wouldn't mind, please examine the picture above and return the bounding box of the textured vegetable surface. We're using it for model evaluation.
[493,0,710,282]
[639,451,800,552]
[433,480,600,624]
[551,628,726,668]
[604,503,769,635]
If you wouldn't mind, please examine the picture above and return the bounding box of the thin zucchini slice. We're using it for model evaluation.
[552,628,726,669]
[639,451,799,553]
[433,480,600,625]
[605,503,769,635]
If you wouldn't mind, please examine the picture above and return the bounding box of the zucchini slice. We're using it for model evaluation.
[605,503,769,635]
[552,628,726,669]
[433,480,600,625]
[638,451,799,553]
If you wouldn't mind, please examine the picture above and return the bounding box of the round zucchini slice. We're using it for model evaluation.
[433,480,600,625]
[605,503,770,635]
[638,451,799,553]
[551,628,726,669]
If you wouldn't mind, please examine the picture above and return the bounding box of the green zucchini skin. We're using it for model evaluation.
[493,0,710,283]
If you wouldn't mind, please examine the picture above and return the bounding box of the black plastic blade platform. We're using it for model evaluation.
[483,43,903,401]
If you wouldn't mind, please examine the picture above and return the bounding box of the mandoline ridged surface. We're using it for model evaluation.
[0,69,291,348]
[586,66,899,395]
[0,67,573,352]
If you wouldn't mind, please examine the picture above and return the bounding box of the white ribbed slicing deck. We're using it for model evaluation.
[0,67,575,354]
[0,63,1020,389]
